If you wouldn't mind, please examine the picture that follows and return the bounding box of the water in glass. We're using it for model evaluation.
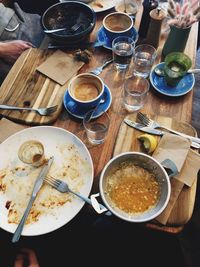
[112,36,134,70]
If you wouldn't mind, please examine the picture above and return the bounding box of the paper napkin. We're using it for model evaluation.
[153,133,200,225]
[0,118,26,143]
[36,50,85,85]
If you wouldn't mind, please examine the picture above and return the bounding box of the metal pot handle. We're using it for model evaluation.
[90,193,112,216]
[161,158,178,178]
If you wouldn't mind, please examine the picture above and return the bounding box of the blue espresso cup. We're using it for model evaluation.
[103,12,134,42]
[67,73,104,112]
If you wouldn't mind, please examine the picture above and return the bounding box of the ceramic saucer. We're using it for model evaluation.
[63,84,112,119]
[96,26,139,50]
[150,62,195,97]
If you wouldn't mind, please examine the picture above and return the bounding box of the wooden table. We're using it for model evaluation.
[0,2,199,234]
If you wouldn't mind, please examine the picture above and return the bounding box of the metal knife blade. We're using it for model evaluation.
[124,119,200,149]
[12,156,54,243]
[124,119,164,136]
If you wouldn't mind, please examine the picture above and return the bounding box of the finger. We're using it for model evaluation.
[14,254,24,267]
[25,41,34,47]
[20,248,39,264]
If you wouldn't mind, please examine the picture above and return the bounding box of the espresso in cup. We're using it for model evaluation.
[67,73,104,113]
[73,82,99,102]
[103,12,133,41]
[69,73,103,103]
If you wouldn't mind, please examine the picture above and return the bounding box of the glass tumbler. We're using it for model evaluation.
[133,44,157,78]
[112,36,135,70]
[123,75,149,112]
[83,111,110,144]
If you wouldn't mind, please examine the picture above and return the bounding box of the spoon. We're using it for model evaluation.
[84,99,105,122]
[44,28,67,34]
[123,0,127,13]
[154,66,200,76]
[44,22,82,34]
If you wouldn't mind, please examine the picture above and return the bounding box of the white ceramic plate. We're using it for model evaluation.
[0,126,93,236]
[89,0,119,12]
[61,0,120,13]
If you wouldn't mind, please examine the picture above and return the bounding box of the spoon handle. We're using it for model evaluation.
[188,69,200,74]
[44,28,66,33]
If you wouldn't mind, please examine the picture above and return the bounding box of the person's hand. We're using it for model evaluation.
[14,248,40,267]
[0,40,33,63]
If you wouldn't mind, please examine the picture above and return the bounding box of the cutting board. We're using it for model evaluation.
[0,48,80,125]
[113,113,197,232]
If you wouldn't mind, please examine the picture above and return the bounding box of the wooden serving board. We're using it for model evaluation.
[0,48,75,125]
[113,113,197,230]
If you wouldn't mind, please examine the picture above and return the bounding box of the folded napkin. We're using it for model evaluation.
[36,50,85,85]
[0,118,26,143]
[153,133,200,225]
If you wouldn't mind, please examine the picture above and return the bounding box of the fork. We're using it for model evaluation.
[90,59,113,76]
[45,175,110,214]
[137,112,200,144]
[44,23,82,34]
[0,104,58,116]
[70,23,82,32]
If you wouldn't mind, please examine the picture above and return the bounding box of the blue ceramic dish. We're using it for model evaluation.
[150,62,195,97]
[63,84,112,119]
[96,26,138,50]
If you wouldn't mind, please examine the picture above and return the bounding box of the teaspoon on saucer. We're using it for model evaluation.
[154,66,200,76]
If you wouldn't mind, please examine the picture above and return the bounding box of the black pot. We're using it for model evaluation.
[41,1,96,45]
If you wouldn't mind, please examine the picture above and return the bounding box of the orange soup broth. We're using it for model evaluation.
[106,162,160,214]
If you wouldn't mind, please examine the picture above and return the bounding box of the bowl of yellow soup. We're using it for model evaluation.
[99,152,171,223]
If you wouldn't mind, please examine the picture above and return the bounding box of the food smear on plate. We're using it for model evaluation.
[105,161,160,214]
[94,2,103,8]
[0,143,90,225]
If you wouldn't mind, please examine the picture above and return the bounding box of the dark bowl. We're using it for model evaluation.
[41,1,96,44]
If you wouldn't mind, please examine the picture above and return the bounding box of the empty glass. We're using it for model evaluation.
[123,75,149,112]
[133,44,157,78]
[83,111,110,144]
[112,36,135,70]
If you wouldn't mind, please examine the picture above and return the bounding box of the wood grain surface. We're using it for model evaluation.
[0,49,73,125]
[113,113,197,228]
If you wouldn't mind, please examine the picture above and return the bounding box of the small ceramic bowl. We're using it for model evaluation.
[18,140,45,167]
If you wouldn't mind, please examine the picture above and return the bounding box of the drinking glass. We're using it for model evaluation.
[133,44,157,78]
[123,75,149,112]
[83,111,110,144]
[112,36,135,70]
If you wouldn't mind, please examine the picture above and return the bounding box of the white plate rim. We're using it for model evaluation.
[89,0,120,13]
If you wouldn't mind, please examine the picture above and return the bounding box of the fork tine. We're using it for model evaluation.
[43,105,58,115]
[45,175,60,187]
[47,105,58,112]
[137,112,147,121]
[45,177,56,188]
[137,112,151,126]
